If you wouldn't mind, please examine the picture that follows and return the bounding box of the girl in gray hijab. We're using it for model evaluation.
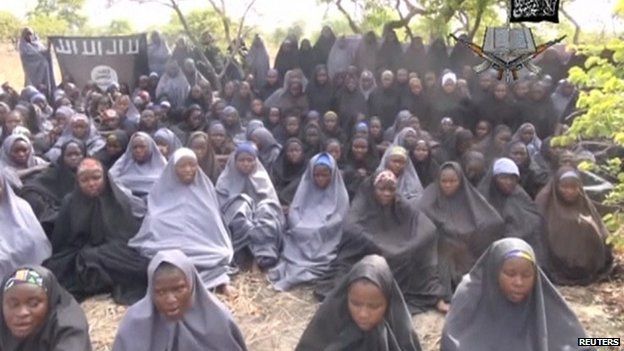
[269,153,349,291]
[376,142,423,203]
[108,132,167,199]
[154,127,183,160]
[18,28,52,92]
[113,250,247,351]
[0,172,51,280]
[0,134,49,189]
[216,142,284,270]
[156,60,190,109]
[296,254,421,351]
[441,238,589,351]
[147,31,171,77]
[45,113,105,163]
[129,148,234,292]
[249,127,281,173]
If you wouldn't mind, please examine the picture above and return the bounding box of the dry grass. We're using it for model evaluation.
[81,259,624,351]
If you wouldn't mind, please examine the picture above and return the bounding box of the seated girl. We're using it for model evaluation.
[108,132,167,199]
[376,145,422,203]
[45,113,105,162]
[441,238,589,351]
[296,255,421,351]
[129,148,235,295]
[269,153,349,291]
[20,140,85,235]
[316,170,445,314]
[535,167,613,285]
[342,136,379,200]
[0,134,49,189]
[0,266,92,350]
[411,139,439,188]
[0,173,51,280]
[94,130,129,169]
[477,158,545,263]
[216,143,284,270]
[249,127,282,173]
[270,138,307,210]
[44,158,149,304]
[113,250,247,351]
[419,162,504,300]
[153,127,182,160]
[187,131,222,184]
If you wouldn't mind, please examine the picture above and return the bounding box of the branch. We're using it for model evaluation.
[218,0,257,80]
[207,0,231,45]
[560,5,581,45]
[385,2,429,32]
[336,0,361,34]
[468,0,487,40]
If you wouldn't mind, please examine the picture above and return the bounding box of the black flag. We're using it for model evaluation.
[510,0,560,23]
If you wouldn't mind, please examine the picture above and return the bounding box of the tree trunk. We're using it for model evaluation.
[560,7,581,44]
[336,0,361,34]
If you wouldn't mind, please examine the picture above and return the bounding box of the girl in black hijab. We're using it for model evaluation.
[270,138,307,207]
[274,36,300,80]
[44,158,149,304]
[312,26,336,67]
[411,139,439,188]
[0,266,92,351]
[506,140,550,198]
[95,130,130,170]
[306,65,335,115]
[297,255,422,351]
[343,136,380,200]
[20,139,86,235]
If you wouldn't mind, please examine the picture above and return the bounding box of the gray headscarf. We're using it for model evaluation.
[269,153,349,291]
[0,134,48,188]
[246,34,271,90]
[376,131,424,201]
[129,148,233,288]
[147,31,171,76]
[0,173,52,279]
[18,28,52,91]
[45,113,105,162]
[156,61,190,109]
[249,127,281,172]
[441,238,588,351]
[112,249,247,351]
[109,132,167,196]
[154,127,183,158]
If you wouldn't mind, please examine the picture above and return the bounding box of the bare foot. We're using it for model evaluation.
[436,299,450,314]
[216,283,237,298]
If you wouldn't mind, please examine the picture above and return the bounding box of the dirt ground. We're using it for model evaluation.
[82,253,624,351]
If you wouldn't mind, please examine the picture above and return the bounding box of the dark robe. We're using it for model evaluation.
[43,175,148,305]
[521,94,557,139]
[306,65,335,115]
[425,39,450,75]
[315,177,443,314]
[354,31,378,73]
[274,37,300,80]
[335,87,368,133]
[535,167,613,286]
[311,26,336,68]
[418,162,504,300]
[399,90,432,130]
[401,37,427,77]
[342,138,380,200]
[270,138,307,206]
[375,30,404,74]
[0,266,92,351]
[368,87,401,129]
[298,255,421,351]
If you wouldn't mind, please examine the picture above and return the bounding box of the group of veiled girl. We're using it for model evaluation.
[1,24,613,350]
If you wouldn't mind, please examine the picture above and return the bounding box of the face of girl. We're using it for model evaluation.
[313,165,332,189]
[268,108,280,124]
[131,137,151,164]
[374,181,396,206]
[494,174,518,196]
[498,257,536,304]
[361,75,374,90]
[77,169,105,198]
[493,83,508,100]
[557,177,581,203]
[175,156,198,185]
[475,121,491,139]
[351,139,368,161]
[439,167,461,197]
[209,130,225,148]
[323,114,338,131]
[387,154,406,176]
[156,141,170,159]
[152,265,192,321]
[141,110,157,129]
[5,112,23,133]
[106,136,123,157]
[286,142,303,164]
[305,128,320,146]
[72,120,89,139]
[424,72,436,88]
[223,111,238,127]
[326,142,341,162]
[402,131,418,150]
[235,152,256,175]
[520,126,535,144]
[509,143,529,167]
[285,117,300,136]
[3,284,49,339]
[381,74,393,89]
[63,143,84,170]
[252,100,264,114]
[190,137,208,160]
[442,80,456,94]
[347,280,388,332]
[316,69,328,85]
[413,141,429,162]
[369,120,382,137]
[495,131,512,150]
[10,140,30,167]
[188,110,203,129]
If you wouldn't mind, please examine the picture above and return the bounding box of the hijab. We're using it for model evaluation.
[113,250,247,351]
[0,266,92,351]
[297,255,421,351]
[109,132,167,196]
[0,134,48,188]
[249,127,282,172]
[129,149,233,288]
[156,61,190,109]
[511,123,542,158]
[0,173,52,279]
[187,131,221,184]
[246,34,271,90]
[441,238,588,351]
[535,167,613,285]
[377,135,424,201]
[46,113,105,162]
[154,127,183,158]
[269,153,349,291]
[312,26,336,67]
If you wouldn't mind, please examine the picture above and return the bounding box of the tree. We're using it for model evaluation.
[106,20,135,35]
[0,11,22,43]
[554,38,624,249]
[163,8,230,47]
[28,0,87,33]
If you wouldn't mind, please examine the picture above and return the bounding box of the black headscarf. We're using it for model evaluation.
[298,255,422,351]
[354,31,379,73]
[270,138,307,203]
[375,29,403,73]
[94,130,130,170]
[0,265,92,351]
[312,26,337,67]
[401,37,427,77]
[306,65,335,115]
[274,36,300,80]
[441,238,589,351]
[418,162,504,299]
[343,136,381,199]
[425,38,450,75]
